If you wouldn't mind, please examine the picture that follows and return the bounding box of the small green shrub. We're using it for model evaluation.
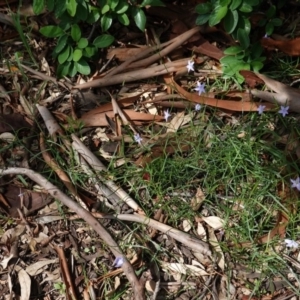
[33,0,164,77]
[195,0,284,83]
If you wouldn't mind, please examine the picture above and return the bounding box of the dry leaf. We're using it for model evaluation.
[202,216,224,230]
[208,227,225,271]
[182,219,192,232]
[16,266,31,300]
[26,259,58,276]
[190,187,205,210]
[161,262,209,276]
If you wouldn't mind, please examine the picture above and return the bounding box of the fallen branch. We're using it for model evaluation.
[0,167,145,300]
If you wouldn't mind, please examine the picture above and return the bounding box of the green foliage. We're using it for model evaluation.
[195,0,283,83]
[34,0,164,77]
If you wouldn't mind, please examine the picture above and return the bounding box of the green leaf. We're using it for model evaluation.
[140,0,165,6]
[33,0,45,15]
[69,62,77,77]
[250,43,263,59]
[66,0,77,16]
[57,61,71,77]
[83,46,97,58]
[195,3,212,14]
[223,10,238,34]
[239,3,252,13]
[40,25,64,37]
[75,59,91,75]
[54,34,69,54]
[220,55,242,66]
[118,13,130,26]
[266,5,276,18]
[115,1,129,14]
[237,28,250,49]
[131,7,146,31]
[77,38,88,49]
[93,34,114,48]
[71,24,81,42]
[265,22,274,35]
[101,14,113,31]
[251,60,264,72]
[110,0,119,11]
[87,9,100,23]
[195,14,210,25]
[58,45,71,64]
[230,0,242,10]
[73,49,82,62]
[271,18,282,26]
[243,17,251,35]
[67,47,73,61]
[209,5,228,26]
[54,1,67,18]
[223,45,244,55]
[220,0,231,5]
[46,0,55,11]
[102,4,110,14]
[76,3,88,21]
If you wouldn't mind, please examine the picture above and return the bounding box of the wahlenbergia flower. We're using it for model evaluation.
[112,256,124,268]
[284,239,298,249]
[134,133,142,145]
[194,82,206,95]
[291,177,300,191]
[279,106,289,117]
[257,105,266,115]
[195,104,202,111]
[164,109,171,121]
[186,60,194,72]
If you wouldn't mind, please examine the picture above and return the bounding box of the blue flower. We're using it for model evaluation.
[186,60,194,72]
[164,109,171,121]
[279,106,289,117]
[284,239,298,249]
[194,82,206,95]
[134,133,142,145]
[195,104,202,111]
[257,105,266,115]
[291,177,300,191]
[112,256,124,268]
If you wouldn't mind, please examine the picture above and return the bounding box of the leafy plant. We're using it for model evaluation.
[195,0,283,83]
[33,0,164,77]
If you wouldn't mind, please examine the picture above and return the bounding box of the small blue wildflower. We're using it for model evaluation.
[284,239,298,249]
[186,60,194,72]
[279,106,289,117]
[164,109,171,122]
[291,177,300,191]
[264,33,268,38]
[257,105,266,115]
[194,82,206,95]
[112,256,124,268]
[134,133,142,145]
[195,104,202,111]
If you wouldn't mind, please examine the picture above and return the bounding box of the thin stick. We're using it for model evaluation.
[0,167,145,300]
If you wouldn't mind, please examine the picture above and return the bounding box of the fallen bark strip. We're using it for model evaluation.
[71,134,145,214]
[73,63,176,90]
[68,212,211,257]
[0,167,145,300]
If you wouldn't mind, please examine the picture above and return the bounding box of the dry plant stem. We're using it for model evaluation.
[104,40,173,78]
[71,134,145,214]
[0,167,145,300]
[36,104,64,137]
[129,27,201,69]
[54,245,77,300]
[102,214,211,257]
[20,64,58,84]
[40,134,88,210]
[105,26,200,78]
[73,63,176,90]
